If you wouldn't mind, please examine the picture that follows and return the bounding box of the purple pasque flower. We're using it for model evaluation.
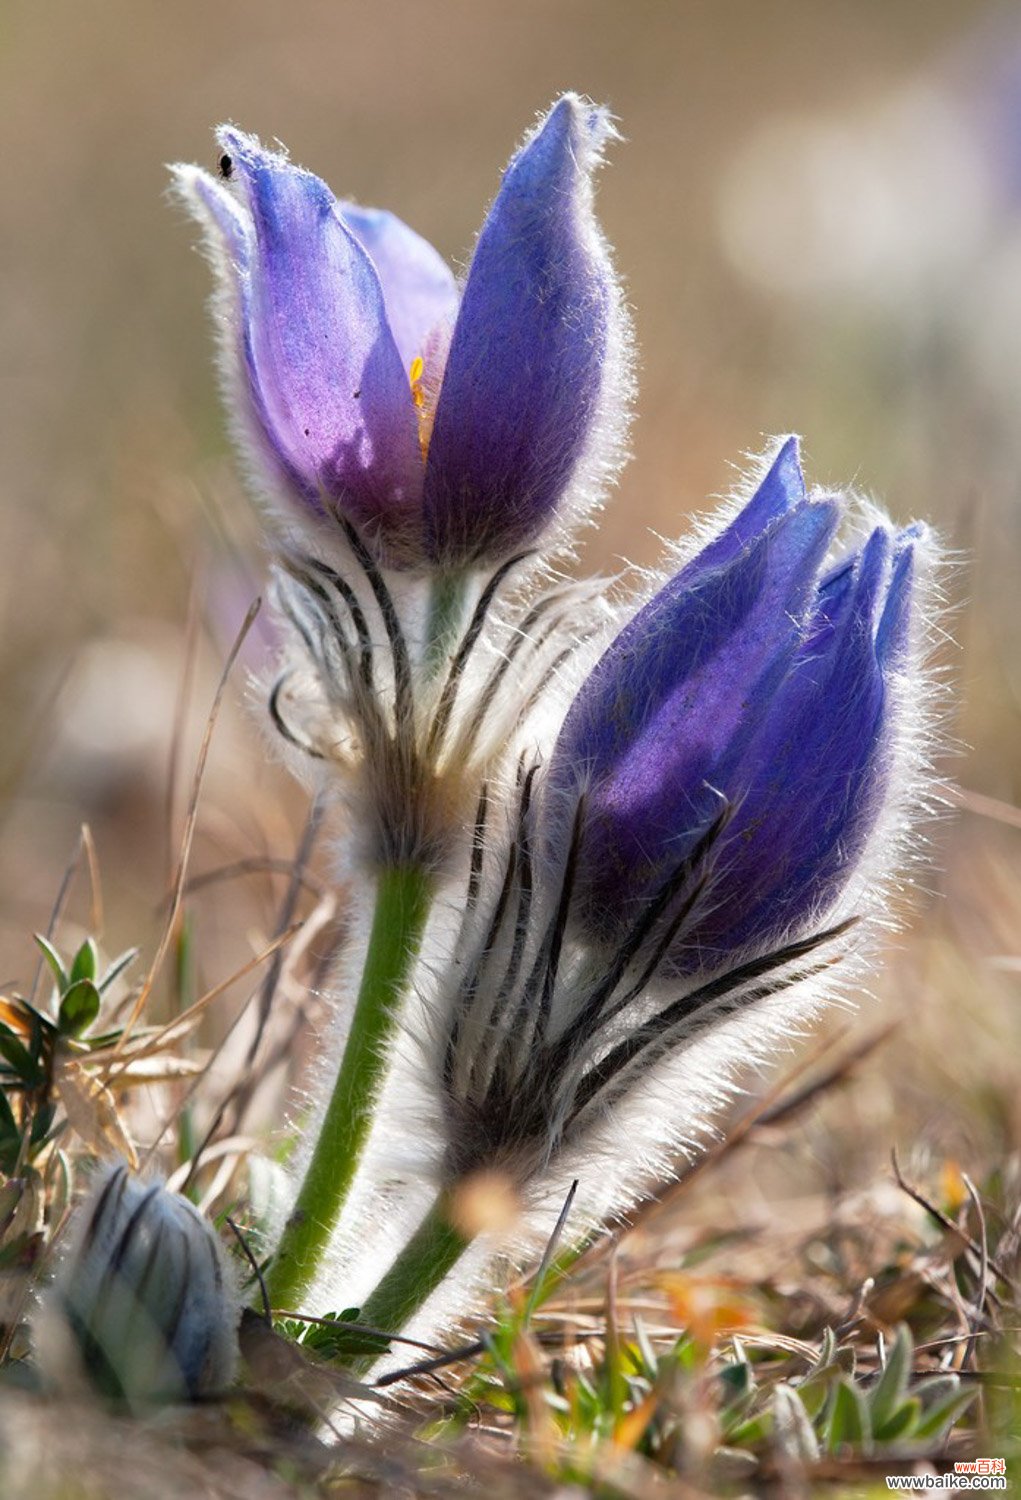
[549,436,927,973]
[426,441,930,1199]
[172,95,626,571]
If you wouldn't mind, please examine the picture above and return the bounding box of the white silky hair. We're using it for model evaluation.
[259,535,618,881]
[167,99,948,1392]
[168,92,635,582]
[292,447,948,1367]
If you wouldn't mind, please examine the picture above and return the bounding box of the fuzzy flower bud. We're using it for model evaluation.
[427,440,935,1218]
[551,436,929,971]
[41,1163,237,1405]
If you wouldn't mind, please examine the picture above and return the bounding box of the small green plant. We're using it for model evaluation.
[728,1324,976,1461]
[0,934,138,1252]
[2,937,138,1147]
[435,1305,976,1486]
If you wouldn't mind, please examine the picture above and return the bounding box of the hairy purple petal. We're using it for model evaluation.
[179,167,251,267]
[676,527,896,967]
[338,203,458,371]
[554,495,839,899]
[552,452,924,971]
[676,435,807,587]
[422,94,618,566]
[216,129,426,555]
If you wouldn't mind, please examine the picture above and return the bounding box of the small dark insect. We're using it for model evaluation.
[353,389,361,400]
[218,153,233,180]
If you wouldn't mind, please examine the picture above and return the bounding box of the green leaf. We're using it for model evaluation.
[826,1378,871,1453]
[796,1368,840,1422]
[631,1316,658,1379]
[58,979,101,1037]
[33,934,68,995]
[912,1386,976,1440]
[29,1100,56,1145]
[716,1362,755,1404]
[0,1181,26,1235]
[68,937,98,986]
[773,1384,820,1462]
[98,948,139,994]
[301,1312,391,1361]
[912,1374,960,1407]
[811,1326,838,1375]
[0,1092,21,1173]
[870,1324,913,1432]
[727,1414,770,1448]
[0,1026,42,1085]
[874,1396,921,1444]
[79,1028,127,1050]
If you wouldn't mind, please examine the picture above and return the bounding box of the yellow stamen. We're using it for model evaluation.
[409,355,425,408]
[409,354,434,460]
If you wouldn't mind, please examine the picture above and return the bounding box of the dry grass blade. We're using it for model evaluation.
[891,1149,1015,1293]
[112,1056,205,1085]
[81,822,103,936]
[137,920,301,1169]
[246,791,324,1069]
[180,857,326,902]
[177,890,339,1193]
[121,920,302,1074]
[164,563,205,886]
[953,785,1021,831]
[115,597,261,1051]
[570,1022,892,1275]
[56,1061,138,1167]
[756,1021,899,1126]
[962,1170,991,1370]
[29,828,86,1004]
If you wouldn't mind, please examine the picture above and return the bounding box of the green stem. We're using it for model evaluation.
[265,864,433,1310]
[348,1195,470,1372]
[423,570,469,679]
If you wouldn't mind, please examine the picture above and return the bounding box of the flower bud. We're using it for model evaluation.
[42,1164,237,1404]
[551,437,930,971]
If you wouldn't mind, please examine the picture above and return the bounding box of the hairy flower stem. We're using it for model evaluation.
[423,570,469,679]
[265,865,433,1310]
[348,1195,470,1372]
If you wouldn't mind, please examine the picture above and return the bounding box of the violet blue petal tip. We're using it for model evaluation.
[215,128,426,551]
[174,163,251,267]
[558,495,838,777]
[422,94,618,566]
[876,528,922,665]
[684,537,892,964]
[553,460,922,976]
[676,436,806,587]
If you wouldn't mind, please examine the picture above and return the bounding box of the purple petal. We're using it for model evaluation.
[554,498,839,907]
[676,437,806,588]
[875,526,924,665]
[173,164,251,267]
[218,129,425,553]
[676,529,894,966]
[338,203,458,371]
[422,95,617,566]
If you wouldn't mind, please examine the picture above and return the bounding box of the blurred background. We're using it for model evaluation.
[2,1,1020,1212]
